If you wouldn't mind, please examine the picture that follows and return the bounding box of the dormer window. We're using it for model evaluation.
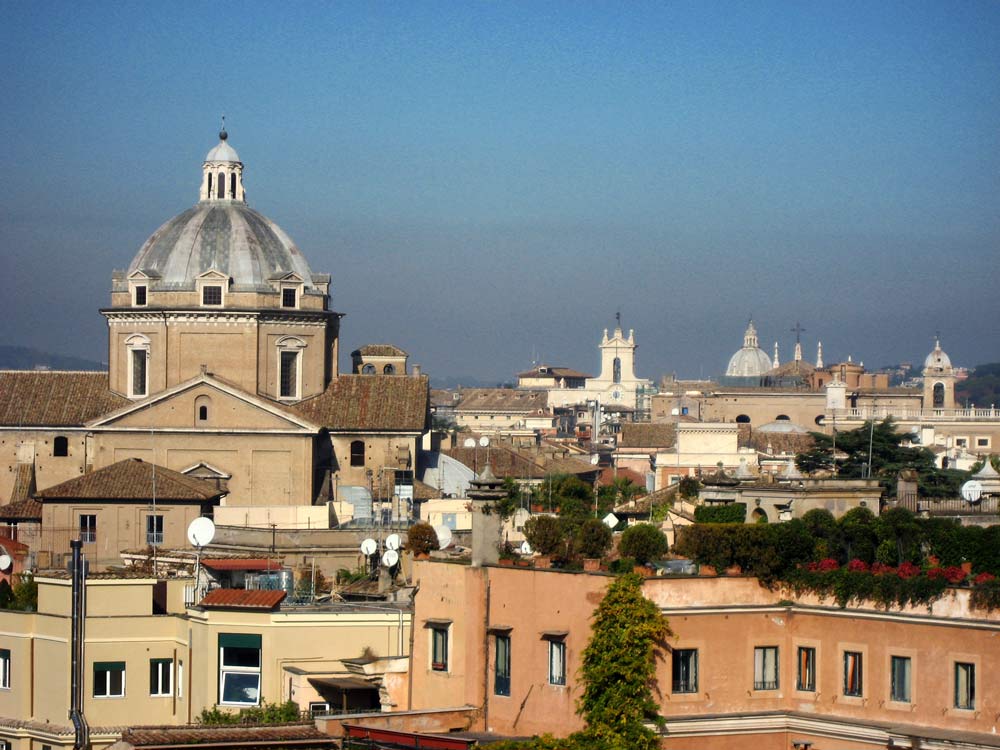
[203,286,223,306]
[134,286,147,306]
[282,288,297,308]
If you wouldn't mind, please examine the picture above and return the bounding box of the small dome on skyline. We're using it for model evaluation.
[924,338,952,372]
[725,320,774,378]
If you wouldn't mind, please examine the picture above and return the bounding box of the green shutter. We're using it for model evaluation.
[218,633,261,650]
[94,661,125,671]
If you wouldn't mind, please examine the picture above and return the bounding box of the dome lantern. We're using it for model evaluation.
[200,122,245,203]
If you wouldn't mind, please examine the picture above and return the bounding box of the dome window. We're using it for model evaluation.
[282,288,297,308]
[217,171,225,199]
[383,364,395,375]
[202,286,222,306]
[361,364,375,375]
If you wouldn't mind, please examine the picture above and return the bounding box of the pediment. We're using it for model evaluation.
[128,269,160,280]
[87,375,319,433]
[181,461,232,479]
[196,269,230,281]
[269,271,304,283]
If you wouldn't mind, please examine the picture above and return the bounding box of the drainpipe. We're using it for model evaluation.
[70,539,89,750]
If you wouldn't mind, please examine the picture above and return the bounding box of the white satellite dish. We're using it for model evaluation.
[602,512,619,529]
[0,555,12,572]
[463,438,476,448]
[360,538,378,556]
[590,454,600,465]
[385,533,401,551]
[479,436,490,447]
[187,517,216,547]
[962,480,984,503]
[434,525,453,549]
[382,549,399,568]
[519,541,532,555]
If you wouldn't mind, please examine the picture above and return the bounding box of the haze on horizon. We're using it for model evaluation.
[2,2,999,384]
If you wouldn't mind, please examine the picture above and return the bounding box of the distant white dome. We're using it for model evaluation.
[757,421,809,434]
[726,321,773,377]
[924,338,952,371]
[205,130,240,163]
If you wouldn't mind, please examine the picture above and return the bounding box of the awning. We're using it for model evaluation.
[308,676,376,691]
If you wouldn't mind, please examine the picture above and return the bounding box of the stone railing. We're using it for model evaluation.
[827,407,1000,423]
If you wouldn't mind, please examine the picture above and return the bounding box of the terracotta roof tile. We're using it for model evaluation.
[618,423,676,449]
[199,588,286,609]
[0,371,128,426]
[455,388,548,413]
[0,498,42,521]
[516,365,591,380]
[353,344,407,357]
[293,375,428,432]
[36,458,225,502]
[202,558,283,571]
[444,446,546,480]
[115,723,334,748]
[8,463,36,504]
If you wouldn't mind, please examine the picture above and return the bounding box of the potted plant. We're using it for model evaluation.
[406,522,439,560]
[577,518,613,571]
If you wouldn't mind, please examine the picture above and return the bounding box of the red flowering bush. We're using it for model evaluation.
[871,563,895,575]
[896,562,921,580]
[817,558,840,572]
[926,567,945,580]
[942,566,968,584]
[974,572,996,585]
[847,559,870,572]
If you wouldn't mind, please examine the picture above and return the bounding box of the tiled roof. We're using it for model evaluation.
[0,371,128,426]
[454,388,548,413]
[598,466,647,487]
[293,375,429,432]
[618,423,676,449]
[113,723,335,748]
[36,458,225,501]
[750,430,815,455]
[8,462,35,504]
[353,344,407,357]
[542,455,600,477]
[0,498,42,521]
[0,533,29,556]
[444,446,546,480]
[199,588,286,609]
[517,365,591,380]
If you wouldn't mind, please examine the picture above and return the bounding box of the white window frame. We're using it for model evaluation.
[80,514,97,545]
[219,639,261,707]
[0,649,10,689]
[146,514,164,546]
[133,284,147,307]
[177,659,183,698]
[94,661,125,698]
[280,285,299,309]
[276,336,306,400]
[548,640,566,686]
[125,334,151,399]
[150,658,172,697]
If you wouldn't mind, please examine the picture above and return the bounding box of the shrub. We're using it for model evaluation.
[694,503,746,524]
[618,524,668,566]
[577,518,613,559]
[406,522,440,555]
[198,700,300,725]
[847,559,869,572]
[971,578,1000,611]
[524,514,564,556]
[896,561,921,580]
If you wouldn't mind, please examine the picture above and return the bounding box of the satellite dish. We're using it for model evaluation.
[187,517,216,547]
[360,538,378,556]
[463,438,476,448]
[519,541,532,555]
[382,549,399,568]
[962,480,984,504]
[479,436,490,447]
[602,512,619,529]
[0,555,12,572]
[385,533,401,551]
[590,454,600,465]
[434,525,453,549]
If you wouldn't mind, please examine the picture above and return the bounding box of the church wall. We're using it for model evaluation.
[328,433,419,489]
[108,322,168,397]
[258,320,328,401]
[0,430,88,499]
[106,384,302,431]
[173,326,258,392]
[92,432,313,507]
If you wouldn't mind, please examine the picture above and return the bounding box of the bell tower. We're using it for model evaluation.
[922,337,956,410]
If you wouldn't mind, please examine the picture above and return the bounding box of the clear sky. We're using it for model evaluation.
[2,1,999,383]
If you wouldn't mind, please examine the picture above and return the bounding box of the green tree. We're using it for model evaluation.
[677,476,701,500]
[577,518,613,559]
[618,524,668,566]
[523,514,564,556]
[406,522,440,555]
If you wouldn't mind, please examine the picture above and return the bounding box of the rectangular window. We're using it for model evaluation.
[754,646,779,690]
[549,641,566,686]
[150,658,172,696]
[494,635,511,696]
[279,350,298,398]
[843,651,863,697]
[796,647,816,692]
[0,649,9,689]
[955,662,975,710]
[94,661,125,698]
[977,438,990,448]
[431,626,449,672]
[672,649,698,694]
[309,701,330,717]
[890,656,911,703]
[134,285,147,306]
[80,515,97,544]
[202,285,222,305]
[219,634,261,706]
[131,348,147,397]
[282,288,297,308]
[146,515,164,545]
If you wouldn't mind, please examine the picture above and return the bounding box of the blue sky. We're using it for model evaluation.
[2,2,998,382]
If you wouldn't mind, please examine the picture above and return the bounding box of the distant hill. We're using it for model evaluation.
[0,345,105,371]
[956,363,1000,407]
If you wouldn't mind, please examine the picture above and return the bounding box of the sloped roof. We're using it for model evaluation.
[749,429,815,455]
[618,423,676,449]
[202,558,283,571]
[0,498,42,521]
[0,371,128,426]
[454,388,548,413]
[517,365,591,379]
[8,463,35,504]
[36,459,225,502]
[444,446,547,480]
[111,723,334,749]
[293,375,429,432]
[199,588,286,609]
[353,344,407,357]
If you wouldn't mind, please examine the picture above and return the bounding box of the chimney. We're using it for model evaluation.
[412,364,421,377]
[467,466,505,567]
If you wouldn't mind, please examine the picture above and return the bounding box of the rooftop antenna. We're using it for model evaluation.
[187,517,216,602]
[220,114,227,139]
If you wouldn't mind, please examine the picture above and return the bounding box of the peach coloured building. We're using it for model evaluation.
[410,560,1000,749]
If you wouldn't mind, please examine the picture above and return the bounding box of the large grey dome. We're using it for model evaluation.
[128,202,318,292]
[725,321,773,377]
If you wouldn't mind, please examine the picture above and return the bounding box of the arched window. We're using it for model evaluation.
[230,172,237,199]
[53,436,69,457]
[207,173,213,195]
[125,333,151,398]
[350,440,365,467]
[276,336,306,399]
[613,357,621,384]
[195,394,211,423]
[199,405,208,421]
[752,508,768,524]
[736,414,751,424]
[933,382,945,408]
[361,364,375,375]
[383,364,395,375]
[814,415,825,426]
[776,414,790,421]
[217,171,225,199]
